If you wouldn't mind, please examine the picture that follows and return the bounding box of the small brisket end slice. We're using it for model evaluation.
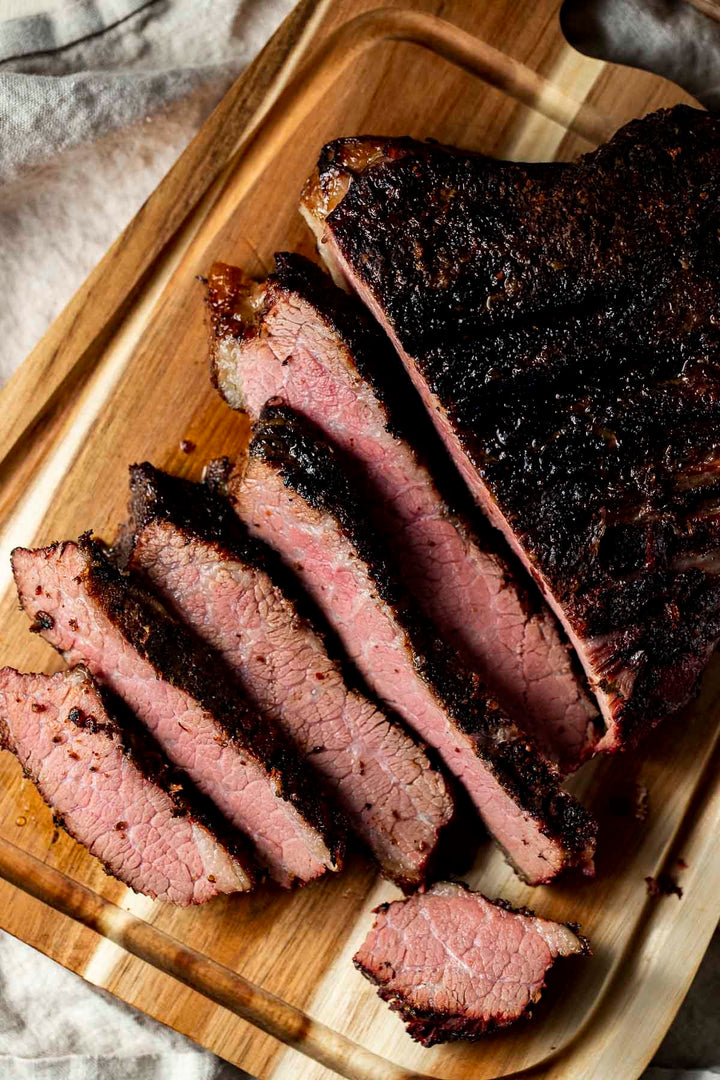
[229,405,597,885]
[354,881,589,1046]
[0,667,253,904]
[208,253,598,771]
[11,537,343,887]
[301,109,720,752]
[125,463,455,888]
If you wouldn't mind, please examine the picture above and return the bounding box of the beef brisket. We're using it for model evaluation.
[301,106,720,751]
[0,666,254,903]
[228,404,597,885]
[11,537,343,887]
[124,462,456,888]
[208,253,598,771]
[354,881,589,1046]
[301,108,720,341]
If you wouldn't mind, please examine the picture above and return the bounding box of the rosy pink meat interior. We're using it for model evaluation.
[354,881,589,1046]
[209,254,598,772]
[0,667,252,903]
[11,540,340,888]
[127,463,455,887]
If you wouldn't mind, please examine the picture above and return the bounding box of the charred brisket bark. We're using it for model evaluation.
[124,462,457,889]
[12,536,344,886]
[301,105,720,751]
[229,403,597,885]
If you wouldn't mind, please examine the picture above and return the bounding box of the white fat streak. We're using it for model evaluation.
[506,45,606,162]
[81,890,157,988]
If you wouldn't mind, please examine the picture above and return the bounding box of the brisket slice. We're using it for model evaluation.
[300,107,720,343]
[229,404,597,885]
[354,881,589,1047]
[11,537,343,887]
[208,253,598,771]
[124,462,456,889]
[301,108,720,752]
[0,666,254,904]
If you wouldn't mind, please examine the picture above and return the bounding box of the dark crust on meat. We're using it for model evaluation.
[126,462,275,573]
[207,254,599,757]
[319,107,720,347]
[354,883,590,1047]
[352,965,533,1047]
[208,250,499,527]
[415,266,720,748]
[247,404,597,870]
[127,461,379,689]
[125,462,467,890]
[254,251,446,447]
[311,105,720,750]
[0,667,256,889]
[13,536,344,869]
[207,250,599,668]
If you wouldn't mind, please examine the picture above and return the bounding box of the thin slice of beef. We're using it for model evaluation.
[124,462,456,888]
[354,881,590,1046]
[301,107,720,752]
[208,253,598,771]
[228,404,597,885]
[11,537,343,887]
[0,666,254,904]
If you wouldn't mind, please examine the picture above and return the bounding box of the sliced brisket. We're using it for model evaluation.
[208,253,598,771]
[228,404,597,885]
[124,462,456,888]
[0,666,254,904]
[301,106,720,751]
[354,881,589,1046]
[11,537,343,887]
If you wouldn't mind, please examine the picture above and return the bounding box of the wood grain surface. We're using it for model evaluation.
[0,3,713,1079]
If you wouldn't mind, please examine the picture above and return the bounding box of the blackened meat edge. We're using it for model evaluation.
[207,252,599,772]
[300,106,720,752]
[354,881,590,1046]
[232,403,597,884]
[124,462,458,889]
[11,534,344,886]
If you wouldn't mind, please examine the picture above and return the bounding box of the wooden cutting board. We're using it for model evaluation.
[0,3,716,1079]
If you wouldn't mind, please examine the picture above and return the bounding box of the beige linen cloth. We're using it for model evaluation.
[0,1,717,1078]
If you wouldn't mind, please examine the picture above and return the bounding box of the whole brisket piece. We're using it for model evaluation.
[301,108,720,339]
[0,666,254,904]
[124,462,456,888]
[12,537,343,887]
[354,881,590,1046]
[208,253,598,771]
[228,404,597,885]
[301,106,720,751]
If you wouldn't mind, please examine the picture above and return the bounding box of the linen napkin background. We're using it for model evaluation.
[0,0,294,382]
[0,1,717,1077]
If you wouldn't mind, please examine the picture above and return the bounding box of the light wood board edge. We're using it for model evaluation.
[0,0,331,505]
[0,838,422,1080]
